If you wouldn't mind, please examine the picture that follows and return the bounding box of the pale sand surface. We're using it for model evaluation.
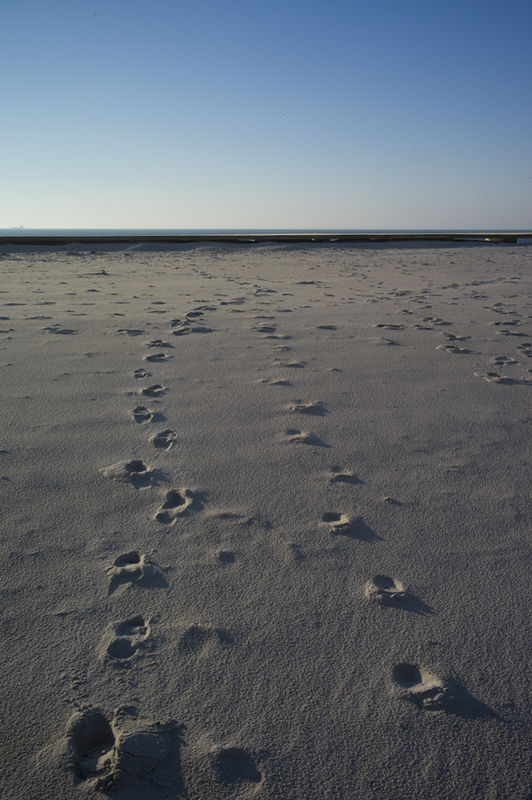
[1,241,532,799]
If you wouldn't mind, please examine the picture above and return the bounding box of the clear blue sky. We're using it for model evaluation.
[2,0,531,229]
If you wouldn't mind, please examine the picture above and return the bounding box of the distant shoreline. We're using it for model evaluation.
[1,230,531,245]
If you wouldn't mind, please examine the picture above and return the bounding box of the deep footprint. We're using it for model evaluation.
[150,429,177,450]
[392,663,449,710]
[132,406,153,423]
[154,488,193,523]
[365,575,406,604]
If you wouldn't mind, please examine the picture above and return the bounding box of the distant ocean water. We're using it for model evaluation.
[1,228,530,237]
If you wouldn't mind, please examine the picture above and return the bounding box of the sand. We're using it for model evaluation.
[1,240,531,799]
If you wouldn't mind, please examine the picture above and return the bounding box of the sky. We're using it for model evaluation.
[2,0,531,229]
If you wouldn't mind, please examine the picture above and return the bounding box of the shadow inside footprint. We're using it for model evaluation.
[211,747,262,787]
[329,468,363,484]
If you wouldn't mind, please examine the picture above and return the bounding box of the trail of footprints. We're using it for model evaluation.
[69,300,264,794]
[62,280,507,794]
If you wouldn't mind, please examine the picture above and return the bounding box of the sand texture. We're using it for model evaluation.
[1,241,532,799]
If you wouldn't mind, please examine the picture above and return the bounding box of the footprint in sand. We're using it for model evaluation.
[117,328,144,336]
[149,429,177,450]
[140,384,166,397]
[178,623,231,655]
[289,400,328,415]
[365,575,406,604]
[436,343,474,354]
[143,352,169,363]
[392,663,450,710]
[373,323,404,330]
[100,460,154,488]
[105,615,151,661]
[490,355,518,367]
[474,371,532,385]
[252,323,276,333]
[42,325,79,335]
[275,359,305,368]
[133,368,150,379]
[286,429,328,447]
[49,708,174,791]
[210,745,263,789]
[107,552,156,596]
[132,406,153,424]
[516,342,532,358]
[329,468,363,484]
[322,513,379,540]
[322,512,352,534]
[145,338,172,348]
[154,489,194,523]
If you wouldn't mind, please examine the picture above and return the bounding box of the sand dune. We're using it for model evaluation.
[1,241,532,799]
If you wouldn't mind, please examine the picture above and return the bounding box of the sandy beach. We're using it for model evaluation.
[1,240,531,800]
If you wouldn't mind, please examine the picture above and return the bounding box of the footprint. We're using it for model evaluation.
[145,338,172,348]
[490,355,518,366]
[100,460,153,488]
[143,352,169,362]
[274,359,305,368]
[117,328,144,336]
[107,552,156,596]
[322,514,379,540]
[443,332,469,341]
[392,663,450,710]
[133,368,149,379]
[211,746,262,788]
[150,429,177,450]
[132,406,153,424]
[154,488,193,523]
[329,468,363,484]
[140,384,166,397]
[365,575,406,604]
[66,709,117,789]
[42,325,79,335]
[178,623,230,654]
[373,323,404,330]
[316,324,337,330]
[252,323,276,333]
[436,344,474,354]
[474,371,531,385]
[516,343,532,358]
[106,615,150,661]
[289,400,328,415]
[216,549,235,564]
[286,429,328,447]
[322,512,352,533]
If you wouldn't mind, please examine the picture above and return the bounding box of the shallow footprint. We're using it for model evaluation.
[322,512,352,533]
[143,352,169,362]
[133,368,150,379]
[140,384,166,397]
[365,575,406,604]
[150,429,177,450]
[288,400,328,415]
[392,663,449,710]
[154,488,193,523]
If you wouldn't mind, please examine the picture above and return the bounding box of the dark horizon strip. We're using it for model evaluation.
[1,231,531,245]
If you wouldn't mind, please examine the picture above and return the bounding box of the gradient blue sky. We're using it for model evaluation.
[2,0,531,229]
